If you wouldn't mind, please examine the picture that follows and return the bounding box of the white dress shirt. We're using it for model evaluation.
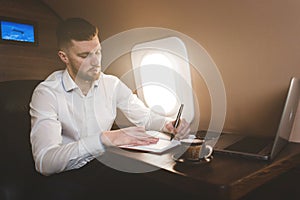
[30,70,168,175]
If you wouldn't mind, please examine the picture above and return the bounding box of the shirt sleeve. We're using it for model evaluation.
[115,80,171,130]
[30,86,105,176]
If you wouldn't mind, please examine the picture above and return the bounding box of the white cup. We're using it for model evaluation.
[180,137,213,161]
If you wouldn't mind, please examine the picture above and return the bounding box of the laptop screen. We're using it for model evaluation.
[270,77,300,159]
[212,77,300,160]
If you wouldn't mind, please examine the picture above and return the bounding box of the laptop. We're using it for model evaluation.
[212,77,300,160]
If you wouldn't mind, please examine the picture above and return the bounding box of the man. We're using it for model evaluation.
[30,18,190,176]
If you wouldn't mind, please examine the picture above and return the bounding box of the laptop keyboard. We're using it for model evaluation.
[225,137,271,154]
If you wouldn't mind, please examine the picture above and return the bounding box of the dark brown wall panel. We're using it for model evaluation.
[0,0,64,81]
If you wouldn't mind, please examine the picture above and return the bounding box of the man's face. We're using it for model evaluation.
[60,35,102,82]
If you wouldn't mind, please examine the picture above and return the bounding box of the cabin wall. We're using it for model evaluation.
[43,0,300,136]
[8,0,300,136]
[0,0,63,82]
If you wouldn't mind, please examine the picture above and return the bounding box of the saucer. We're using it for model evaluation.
[172,153,213,164]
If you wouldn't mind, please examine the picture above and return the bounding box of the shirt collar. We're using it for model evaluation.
[62,69,100,92]
[62,70,78,92]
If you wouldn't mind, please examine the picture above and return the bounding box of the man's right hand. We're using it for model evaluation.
[100,126,159,147]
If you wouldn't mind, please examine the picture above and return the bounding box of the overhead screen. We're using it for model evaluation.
[0,17,38,45]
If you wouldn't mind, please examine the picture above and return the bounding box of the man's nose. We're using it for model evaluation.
[90,54,101,66]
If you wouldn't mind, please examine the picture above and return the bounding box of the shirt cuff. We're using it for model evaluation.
[79,134,105,157]
[147,112,173,131]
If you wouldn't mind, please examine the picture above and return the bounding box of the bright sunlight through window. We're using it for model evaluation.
[140,53,177,115]
[131,36,194,122]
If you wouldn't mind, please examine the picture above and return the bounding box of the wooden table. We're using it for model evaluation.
[103,142,300,200]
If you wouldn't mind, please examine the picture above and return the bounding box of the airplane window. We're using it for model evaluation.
[131,37,194,122]
[140,53,177,115]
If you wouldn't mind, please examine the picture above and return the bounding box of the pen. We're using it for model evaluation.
[170,104,184,140]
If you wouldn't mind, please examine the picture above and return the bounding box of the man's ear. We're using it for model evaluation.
[58,50,69,64]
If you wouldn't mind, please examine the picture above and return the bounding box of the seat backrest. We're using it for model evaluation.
[0,80,41,176]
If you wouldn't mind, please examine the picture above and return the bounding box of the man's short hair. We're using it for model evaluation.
[56,18,99,49]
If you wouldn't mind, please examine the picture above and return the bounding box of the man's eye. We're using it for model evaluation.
[79,54,88,58]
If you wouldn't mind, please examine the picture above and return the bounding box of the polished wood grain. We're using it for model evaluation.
[106,142,300,200]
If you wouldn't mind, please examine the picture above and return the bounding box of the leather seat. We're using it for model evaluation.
[0,80,169,200]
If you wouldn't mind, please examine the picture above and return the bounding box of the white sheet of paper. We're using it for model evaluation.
[119,131,180,153]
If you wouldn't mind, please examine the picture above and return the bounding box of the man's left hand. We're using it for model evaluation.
[163,118,191,140]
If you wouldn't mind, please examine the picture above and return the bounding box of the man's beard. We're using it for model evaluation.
[69,60,101,82]
[77,67,101,82]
